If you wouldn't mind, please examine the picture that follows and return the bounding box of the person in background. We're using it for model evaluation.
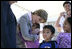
[1,1,17,48]
[57,17,71,48]
[55,1,71,32]
[39,25,58,48]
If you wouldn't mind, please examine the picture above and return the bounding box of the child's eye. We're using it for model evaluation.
[47,32,49,33]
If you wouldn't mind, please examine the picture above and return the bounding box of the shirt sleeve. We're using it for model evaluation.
[59,16,65,27]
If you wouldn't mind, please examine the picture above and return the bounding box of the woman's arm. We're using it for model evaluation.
[19,15,38,42]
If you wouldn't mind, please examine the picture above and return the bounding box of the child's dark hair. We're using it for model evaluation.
[66,17,71,25]
[63,1,71,7]
[33,23,40,28]
[43,25,55,34]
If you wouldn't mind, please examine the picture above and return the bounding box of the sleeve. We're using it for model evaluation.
[19,16,38,42]
[59,16,65,27]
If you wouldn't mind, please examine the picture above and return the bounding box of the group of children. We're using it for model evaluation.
[18,17,71,48]
[30,17,71,48]
[18,16,71,48]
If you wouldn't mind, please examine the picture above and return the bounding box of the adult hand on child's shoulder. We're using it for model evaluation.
[32,28,40,34]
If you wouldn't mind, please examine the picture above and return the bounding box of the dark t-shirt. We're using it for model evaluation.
[39,40,58,48]
[1,1,17,48]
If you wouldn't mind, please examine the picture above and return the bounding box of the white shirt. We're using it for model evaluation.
[28,12,32,21]
[59,12,67,32]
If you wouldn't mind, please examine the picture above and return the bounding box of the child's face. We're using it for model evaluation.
[63,19,71,33]
[67,10,71,16]
[32,23,40,34]
[43,28,53,41]
[32,25,36,31]
[67,10,71,17]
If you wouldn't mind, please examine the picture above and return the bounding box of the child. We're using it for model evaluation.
[57,17,71,48]
[25,23,40,48]
[66,10,71,19]
[18,23,40,48]
[32,23,40,35]
[39,25,58,48]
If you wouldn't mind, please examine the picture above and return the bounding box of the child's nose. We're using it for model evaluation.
[44,33,47,36]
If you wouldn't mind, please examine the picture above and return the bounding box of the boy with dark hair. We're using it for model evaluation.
[39,25,58,48]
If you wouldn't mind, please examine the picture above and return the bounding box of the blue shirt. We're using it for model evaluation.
[39,41,58,48]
